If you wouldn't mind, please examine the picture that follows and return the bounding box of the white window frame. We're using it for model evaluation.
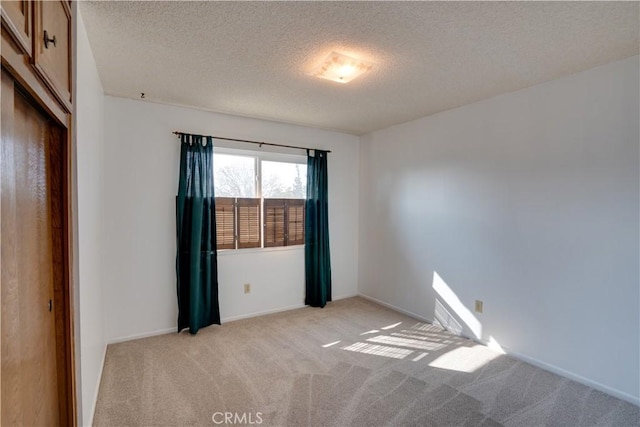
[213,146,307,254]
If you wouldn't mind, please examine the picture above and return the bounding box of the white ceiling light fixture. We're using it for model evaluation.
[311,51,373,84]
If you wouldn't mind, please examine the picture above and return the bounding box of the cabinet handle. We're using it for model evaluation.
[44,30,57,49]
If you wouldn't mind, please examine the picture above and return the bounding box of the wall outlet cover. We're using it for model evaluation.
[475,300,483,313]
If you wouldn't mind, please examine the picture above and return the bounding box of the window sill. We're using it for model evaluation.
[217,245,304,257]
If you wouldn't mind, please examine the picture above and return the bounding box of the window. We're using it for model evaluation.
[213,149,307,250]
[213,153,256,197]
[262,161,306,198]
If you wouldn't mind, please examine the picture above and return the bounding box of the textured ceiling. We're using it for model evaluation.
[80,1,639,135]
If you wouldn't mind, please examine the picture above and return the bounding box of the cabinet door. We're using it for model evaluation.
[34,0,71,111]
[0,1,32,56]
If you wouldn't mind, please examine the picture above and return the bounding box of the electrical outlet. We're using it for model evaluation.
[475,300,483,313]
[244,283,251,294]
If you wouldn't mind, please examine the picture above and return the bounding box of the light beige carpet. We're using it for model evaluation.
[93,297,639,426]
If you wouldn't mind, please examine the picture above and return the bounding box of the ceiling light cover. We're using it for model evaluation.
[311,51,373,84]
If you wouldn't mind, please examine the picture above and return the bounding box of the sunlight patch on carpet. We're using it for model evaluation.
[381,322,402,330]
[428,345,499,373]
[367,335,446,351]
[342,342,413,359]
[412,352,429,362]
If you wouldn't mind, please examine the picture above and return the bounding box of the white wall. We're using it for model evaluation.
[359,56,639,403]
[75,7,107,426]
[102,98,359,342]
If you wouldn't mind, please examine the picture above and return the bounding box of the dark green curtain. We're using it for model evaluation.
[305,149,332,308]
[176,134,220,334]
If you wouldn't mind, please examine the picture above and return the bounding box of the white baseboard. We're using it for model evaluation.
[87,344,108,426]
[107,304,308,344]
[489,342,640,406]
[107,295,360,344]
[221,303,307,323]
[108,327,176,344]
[332,293,359,301]
[221,294,360,323]
[357,292,640,407]
[357,292,435,324]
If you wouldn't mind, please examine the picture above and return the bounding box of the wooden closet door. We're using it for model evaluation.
[1,69,61,426]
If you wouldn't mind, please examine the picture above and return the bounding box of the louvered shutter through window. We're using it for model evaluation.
[287,200,305,246]
[215,197,236,249]
[264,199,286,247]
[237,198,261,249]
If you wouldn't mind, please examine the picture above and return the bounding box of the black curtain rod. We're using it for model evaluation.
[172,131,331,153]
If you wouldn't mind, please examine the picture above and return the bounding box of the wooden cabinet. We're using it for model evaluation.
[1,0,72,113]
[0,0,32,56]
[34,0,72,110]
[1,1,76,426]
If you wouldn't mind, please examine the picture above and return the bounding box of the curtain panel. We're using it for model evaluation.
[304,149,332,307]
[176,134,221,334]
